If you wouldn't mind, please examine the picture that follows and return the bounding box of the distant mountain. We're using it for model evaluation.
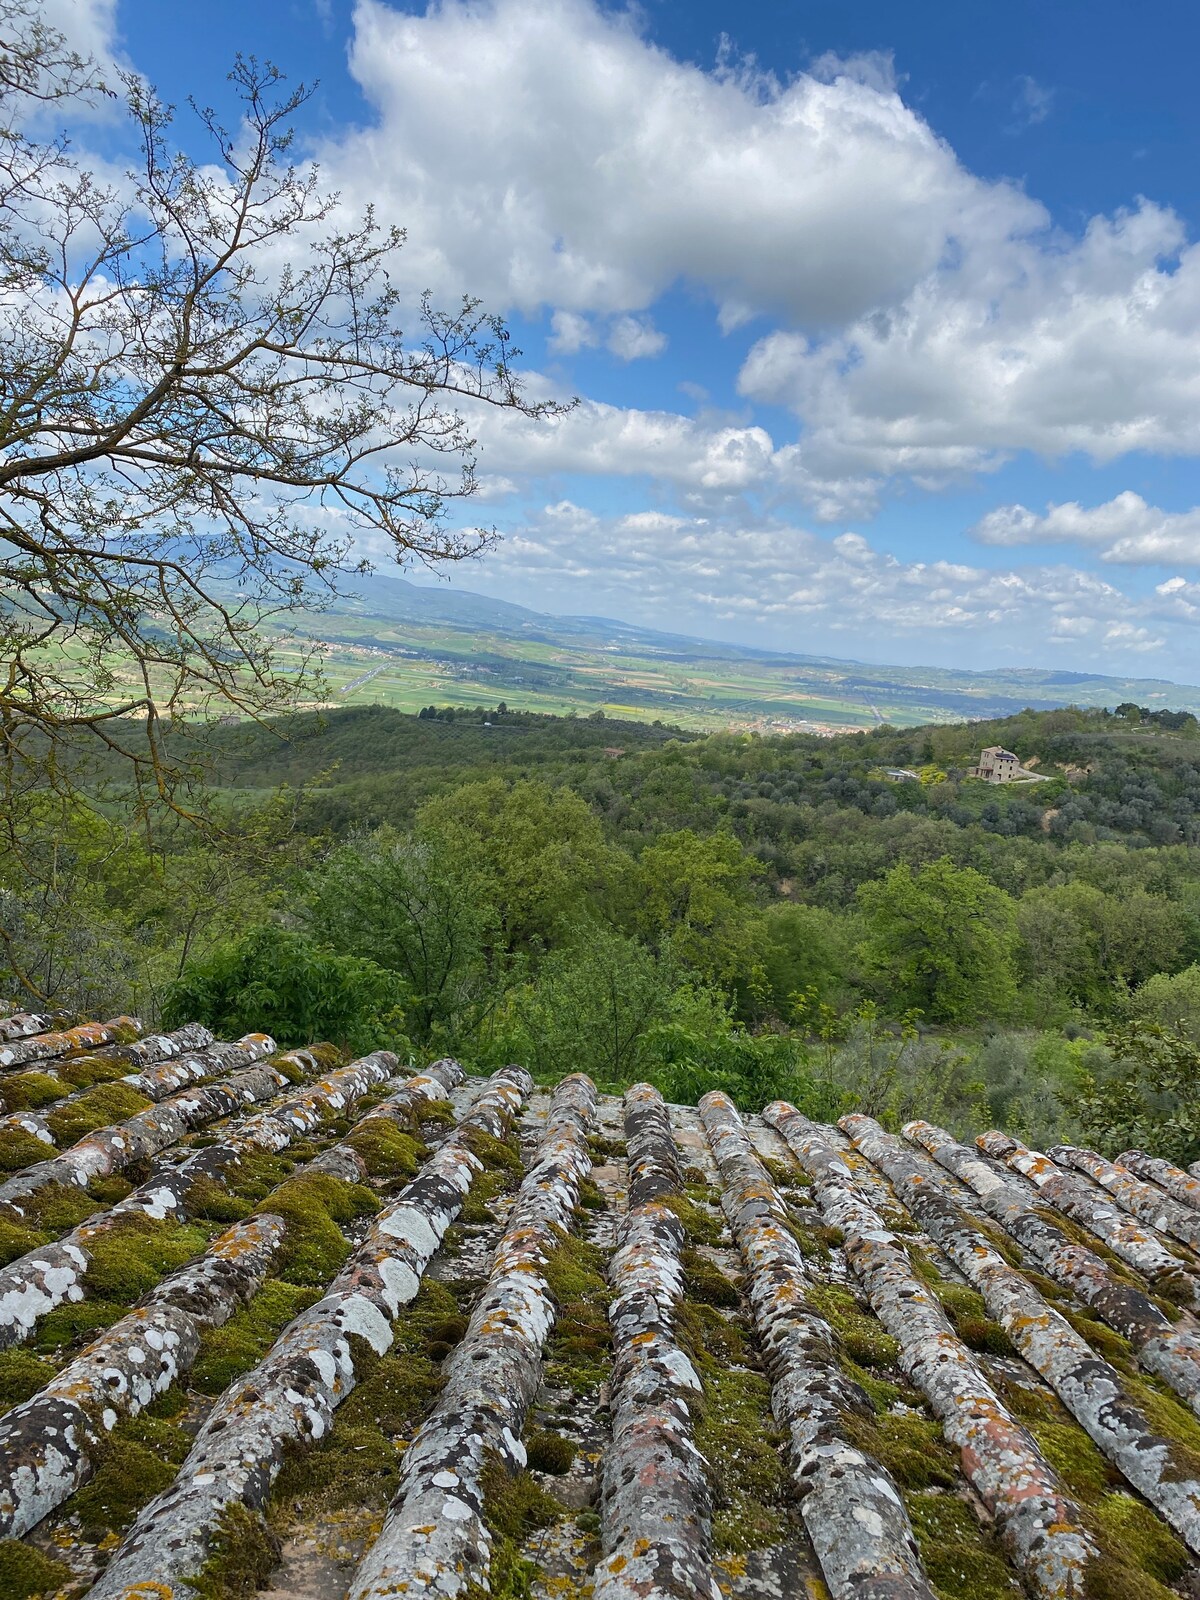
[328,570,1200,706]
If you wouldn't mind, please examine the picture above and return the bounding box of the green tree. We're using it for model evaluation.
[416,780,614,952]
[634,829,762,987]
[164,926,406,1057]
[504,924,676,1085]
[857,857,1019,1022]
[1078,1022,1200,1164]
[303,829,495,1045]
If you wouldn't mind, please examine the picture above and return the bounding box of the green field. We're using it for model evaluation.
[267,574,1200,731]
[37,570,1200,733]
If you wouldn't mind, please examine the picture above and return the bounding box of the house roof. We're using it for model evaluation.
[0,1008,1196,1599]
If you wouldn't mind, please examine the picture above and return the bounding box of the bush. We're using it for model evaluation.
[164,925,408,1056]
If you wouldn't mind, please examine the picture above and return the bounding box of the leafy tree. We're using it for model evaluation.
[1078,1022,1200,1164]
[857,857,1019,1022]
[634,828,762,987]
[416,779,614,952]
[0,2,555,833]
[164,925,405,1056]
[503,924,676,1085]
[1124,964,1200,1043]
[303,829,495,1045]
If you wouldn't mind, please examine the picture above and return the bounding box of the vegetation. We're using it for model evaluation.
[8,701,1200,1156]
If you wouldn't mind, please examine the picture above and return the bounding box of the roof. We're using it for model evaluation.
[0,1008,1196,1600]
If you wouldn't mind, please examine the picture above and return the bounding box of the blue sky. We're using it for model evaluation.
[70,0,1200,677]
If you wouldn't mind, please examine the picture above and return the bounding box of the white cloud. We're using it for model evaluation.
[474,392,779,497]
[468,503,1176,664]
[973,491,1200,564]
[1010,75,1053,131]
[738,200,1200,496]
[548,310,596,355]
[332,0,1036,326]
[606,314,667,361]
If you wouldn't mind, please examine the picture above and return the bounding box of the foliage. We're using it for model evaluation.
[0,2,556,845]
[302,829,494,1045]
[1077,1023,1200,1164]
[163,924,407,1055]
[857,858,1020,1023]
[416,779,615,952]
[498,924,676,1085]
[21,701,1200,1152]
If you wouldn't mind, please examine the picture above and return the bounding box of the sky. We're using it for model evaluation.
[56,0,1200,678]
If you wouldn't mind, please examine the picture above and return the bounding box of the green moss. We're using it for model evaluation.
[542,1230,611,1395]
[689,1354,790,1552]
[587,1134,626,1161]
[0,1074,65,1113]
[419,1098,458,1129]
[460,1167,513,1226]
[525,1430,576,1474]
[88,1174,133,1205]
[841,1409,957,1491]
[56,1053,135,1090]
[932,1284,1015,1356]
[0,1214,49,1267]
[1059,1306,1134,1367]
[255,1170,378,1286]
[193,1149,294,1210]
[71,1411,192,1535]
[18,1185,100,1234]
[841,1357,921,1413]
[192,1280,321,1394]
[0,1129,54,1175]
[0,1348,57,1407]
[784,1218,844,1266]
[82,1214,210,1301]
[345,1118,427,1183]
[662,1191,722,1246]
[273,1280,461,1516]
[186,1502,281,1600]
[1028,1421,1118,1502]
[806,1281,900,1368]
[185,1176,253,1223]
[0,1538,73,1600]
[1092,1492,1189,1585]
[576,1176,607,1212]
[474,1449,564,1600]
[973,1217,1025,1268]
[462,1128,523,1174]
[907,1491,1022,1599]
[761,1156,797,1188]
[34,1297,125,1352]
[44,1082,151,1144]
[1150,1266,1196,1307]
[682,1248,739,1308]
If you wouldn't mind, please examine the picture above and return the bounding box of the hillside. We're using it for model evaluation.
[258,571,1200,731]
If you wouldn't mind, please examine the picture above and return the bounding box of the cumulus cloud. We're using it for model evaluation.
[547,310,596,355]
[318,0,1200,516]
[606,314,667,361]
[737,200,1200,495]
[469,503,1175,662]
[972,492,1200,564]
[331,0,1036,327]
[473,393,779,497]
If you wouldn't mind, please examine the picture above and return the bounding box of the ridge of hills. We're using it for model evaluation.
[275,569,1200,730]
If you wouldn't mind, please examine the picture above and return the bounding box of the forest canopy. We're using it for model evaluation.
[9,698,1200,1164]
